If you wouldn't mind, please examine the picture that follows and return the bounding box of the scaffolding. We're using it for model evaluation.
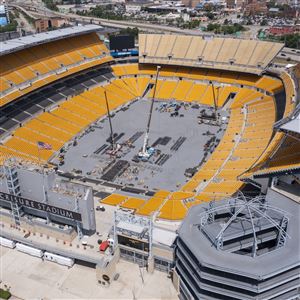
[3,159,21,226]
[197,194,290,257]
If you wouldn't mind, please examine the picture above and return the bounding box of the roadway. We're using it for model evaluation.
[10,1,300,48]
[11,3,207,35]
[280,47,300,62]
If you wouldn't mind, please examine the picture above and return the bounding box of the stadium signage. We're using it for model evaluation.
[0,191,82,221]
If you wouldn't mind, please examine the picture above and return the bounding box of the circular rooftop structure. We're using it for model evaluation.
[176,190,300,300]
[198,194,290,257]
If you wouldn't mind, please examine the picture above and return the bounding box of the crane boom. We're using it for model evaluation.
[104,90,115,150]
[141,66,161,155]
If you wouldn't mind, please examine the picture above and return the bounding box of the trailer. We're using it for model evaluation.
[15,243,43,258]
[0,237,16,249]
[44,252,74,268]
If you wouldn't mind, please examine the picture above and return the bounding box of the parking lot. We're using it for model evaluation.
[0,245,177,299]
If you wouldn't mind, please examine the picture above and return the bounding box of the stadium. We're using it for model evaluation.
[0,24,299,299]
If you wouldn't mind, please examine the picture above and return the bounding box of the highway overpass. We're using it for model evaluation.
[11,4,206,36]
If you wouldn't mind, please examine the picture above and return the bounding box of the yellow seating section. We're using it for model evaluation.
[185,84,208,103]
[281,72,296,117]
[121,197,146,210]
[13,127,63,150]
[139,34,284,75]
[26,119,73,142]
[159,199,187,220]
[256,76,283,93]
[1,32,112,107]
[136,190,170,216]
[38,113,81,134]
[136,77,150,96]
[243,133,300,177]
[246,72,299,174]
[101,194,128,205]
[156,80,178,99]
[4,137,54,161]
[263,135,300,172]
[121,78,140,96]
[111,64,283,96]
[157,191,195,220]
[180,94,276,204]
[240,72,297,178]
[173,80,194,101]
[102,189,194,220]
[1,80,136,162]
[0,145,40,165]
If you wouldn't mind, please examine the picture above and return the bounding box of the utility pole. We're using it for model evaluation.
[141,65,161,155]
[104,90,115,150]
[210,81,218,120]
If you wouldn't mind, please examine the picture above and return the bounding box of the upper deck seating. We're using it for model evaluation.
[0,32,112,107]
[139,34,284,75]
[249,134,300,176]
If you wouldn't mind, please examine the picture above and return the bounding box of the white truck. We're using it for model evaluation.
[0,237,16,249]
[44,252,74,268]
[15,243,43,258]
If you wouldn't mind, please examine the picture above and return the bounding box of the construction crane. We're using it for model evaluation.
[104,91,121,155]
[139,65,161,160]
[210,81,218,119]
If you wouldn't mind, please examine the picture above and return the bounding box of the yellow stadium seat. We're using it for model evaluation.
[101,194,128,205]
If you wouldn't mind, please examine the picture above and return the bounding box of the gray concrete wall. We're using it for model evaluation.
[0,168,96,232]
[79,187,96,233]
[0,212,77,242]
[18,169,56,201]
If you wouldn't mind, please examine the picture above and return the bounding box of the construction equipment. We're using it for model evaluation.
[139,66,161,160]
[104,90,116,151]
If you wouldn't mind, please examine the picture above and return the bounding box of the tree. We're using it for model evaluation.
[260,19,268,26]
[119,27,139,38]
[267,33,300,49]
[0,12,18,33]
[182,19,201,29]
[206,12,214,20]
[206,23,246,34]
[281,34,300,49]
[42,0,59,11]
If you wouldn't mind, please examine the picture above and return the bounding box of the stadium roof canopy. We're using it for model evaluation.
[0,25,104,56]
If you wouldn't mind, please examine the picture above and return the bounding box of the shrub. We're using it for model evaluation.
[0,289,11,300]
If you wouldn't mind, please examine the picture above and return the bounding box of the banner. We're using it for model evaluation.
[0,191,82,221]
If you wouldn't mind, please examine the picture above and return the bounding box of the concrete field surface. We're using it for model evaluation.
[58,99,227,191]
[0,246,178,300]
